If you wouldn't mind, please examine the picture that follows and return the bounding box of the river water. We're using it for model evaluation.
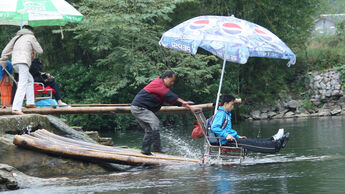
[4,116,345,193]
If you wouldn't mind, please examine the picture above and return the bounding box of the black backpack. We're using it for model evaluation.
[206,109,229,144]
[29,58,43,77]
[29,58,54,85]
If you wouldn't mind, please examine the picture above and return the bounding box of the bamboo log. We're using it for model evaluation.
[29,133,197,164]
[33,129,132,154]
[13,134,166,166]
[13,130,200,166]
[0,103,213,115]
[34,130,200,163]
[33,130,200,162]
[13,134,191,166]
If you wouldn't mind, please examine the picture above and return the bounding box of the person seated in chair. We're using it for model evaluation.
[29,58,67,106]
[211,94,289,154]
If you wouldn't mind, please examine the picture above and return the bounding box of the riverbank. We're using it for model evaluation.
[246,69,345,120]
[0,114,120,191]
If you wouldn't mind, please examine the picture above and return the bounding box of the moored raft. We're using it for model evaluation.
[13,129,200,166]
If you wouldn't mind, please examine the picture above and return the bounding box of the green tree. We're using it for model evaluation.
[0,0,324,130]
[51,0,222,130]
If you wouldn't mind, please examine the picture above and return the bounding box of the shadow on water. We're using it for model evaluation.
[5,116,345,193]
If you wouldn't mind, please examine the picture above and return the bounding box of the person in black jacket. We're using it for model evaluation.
[29,58,67,106]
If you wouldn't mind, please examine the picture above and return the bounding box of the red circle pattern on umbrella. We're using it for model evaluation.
[221,22,242,35]
[189,19,210,30]
[255,28,273,41]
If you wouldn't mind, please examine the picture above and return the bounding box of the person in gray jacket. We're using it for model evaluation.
[0,25,43,115]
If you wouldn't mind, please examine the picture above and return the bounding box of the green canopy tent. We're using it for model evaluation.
[0,0,83,85]
[0,0,83,28]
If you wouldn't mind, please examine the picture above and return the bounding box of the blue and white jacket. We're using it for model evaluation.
[211,106,239,145]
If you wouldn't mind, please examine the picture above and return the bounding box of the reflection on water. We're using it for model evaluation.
[4,116,345,193]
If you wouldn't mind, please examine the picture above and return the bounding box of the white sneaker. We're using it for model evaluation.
[272,128,284,140]
[59,102,67,106]
[58,102,71,108]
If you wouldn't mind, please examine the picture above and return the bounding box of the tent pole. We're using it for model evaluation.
[214,59,227,114]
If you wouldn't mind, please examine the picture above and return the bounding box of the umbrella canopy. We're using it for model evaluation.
[0,0,83,27]
[159,15,296,66]
[159,15,296,113]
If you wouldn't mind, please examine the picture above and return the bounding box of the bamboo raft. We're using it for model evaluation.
[0,103,213,115]
[13,129,200,166]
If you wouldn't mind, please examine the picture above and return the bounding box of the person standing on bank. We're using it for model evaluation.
[131,71,196,155]
[0,25,43,115]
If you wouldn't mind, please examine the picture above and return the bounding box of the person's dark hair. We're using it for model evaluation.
[23,25,34,31]
[29,58,42,76]
[221,94,235,105]
[160,71,175,79]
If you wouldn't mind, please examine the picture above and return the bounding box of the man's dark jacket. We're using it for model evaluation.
[131,78,181,112]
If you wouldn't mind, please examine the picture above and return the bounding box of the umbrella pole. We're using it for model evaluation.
[214,59,227,114]
[20,14,23,29]
[3,68,17,85]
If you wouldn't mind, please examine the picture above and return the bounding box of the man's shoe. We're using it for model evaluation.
[25,104,36,108]
[152,130,168,153]
[272,128,284,140]
[153,147,169,154]
[274,140,282,152]
[281,132,290,148]
[141,151,153,156]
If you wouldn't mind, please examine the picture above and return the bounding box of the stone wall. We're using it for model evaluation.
[247,69,345,120]
[309,70,344,105]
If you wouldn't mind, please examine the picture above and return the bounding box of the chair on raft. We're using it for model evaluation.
[12,73,55,103]
[33,82,54,100]
[193,109,247,164]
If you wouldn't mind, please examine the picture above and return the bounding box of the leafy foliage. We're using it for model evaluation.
[0,0,329,131]
[51,0,222,130]
[305,19,345,71]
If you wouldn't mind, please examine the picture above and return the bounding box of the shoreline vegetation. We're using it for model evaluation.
[0,0,344,131]
[1,0,344,192]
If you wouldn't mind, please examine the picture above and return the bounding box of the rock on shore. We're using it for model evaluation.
[0,163,44,191]
[0,163,20,191]
[0,114,110,178]
[247,69,345,120]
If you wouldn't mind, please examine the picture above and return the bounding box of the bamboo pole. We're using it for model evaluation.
[33,104,130,107]
[0,103,213,115]
[71,104,130,107]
